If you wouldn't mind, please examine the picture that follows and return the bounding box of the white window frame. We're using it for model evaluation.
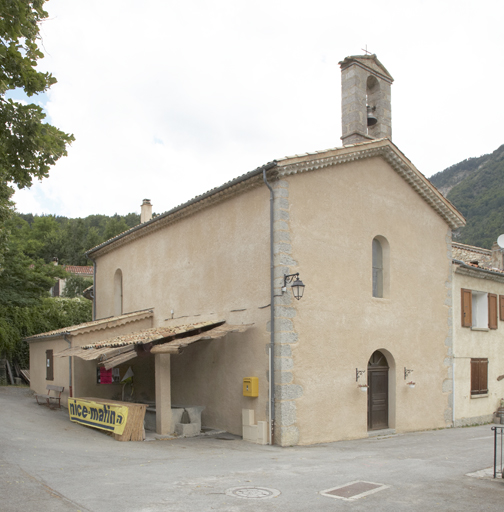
[471,291,488,330]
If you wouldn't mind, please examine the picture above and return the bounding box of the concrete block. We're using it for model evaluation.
[274,318,294,332]
[243,424,257,443]
[242,409,254,426]
[257,421,268,445]
[274,344,292,357]
[185,406,205,432]
[273,209,289,222]
[273,187,289,198]
[276,400,297,426]
[273,290,293,306]
[274,242,292,255]
[275,384,303,400]
[275,230,291,242]
[273,220,289,231]
[277,425,300,446]
[275,306,296,318]
[170,408,184,433]
[275,253,297,266]
[274,371,293,384]
[442,379,453,393]
[272,180,289,189]
[175,422,200,437]
[275,331,298,344]
[274,197,290,210]
[275,357,294,371]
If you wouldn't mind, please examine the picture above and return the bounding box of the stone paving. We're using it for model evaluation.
[1,386,503,511]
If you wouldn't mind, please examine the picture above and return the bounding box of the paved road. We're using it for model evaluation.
[1,386,503,511]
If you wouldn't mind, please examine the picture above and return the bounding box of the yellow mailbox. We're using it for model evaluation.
[243,377,259,397]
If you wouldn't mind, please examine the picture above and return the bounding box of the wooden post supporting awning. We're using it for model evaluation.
[54,321,254,369]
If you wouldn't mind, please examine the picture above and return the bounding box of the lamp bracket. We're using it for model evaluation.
[356,368,366,382]
[283,273,300,291]
[404,367,413,380]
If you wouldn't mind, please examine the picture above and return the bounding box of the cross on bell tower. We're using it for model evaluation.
[339,54,394,145]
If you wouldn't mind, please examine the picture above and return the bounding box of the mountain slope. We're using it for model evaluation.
[429,144,504,249]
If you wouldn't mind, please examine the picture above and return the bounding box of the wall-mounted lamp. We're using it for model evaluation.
[404,367,414,380]
[283,273,305,300]
[356,368,366,382]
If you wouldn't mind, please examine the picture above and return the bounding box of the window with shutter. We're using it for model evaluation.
[46,349,54,381]
[500,295,504,321]
[488,293,498,329]
[470,358,488,396]
[461,289,472,327]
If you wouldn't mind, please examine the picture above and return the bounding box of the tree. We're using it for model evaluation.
[0,238,67,308]
[0,0,74,256]
[0,297,92,367]
[61,274,93,299]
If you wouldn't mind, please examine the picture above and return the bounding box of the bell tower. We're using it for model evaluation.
[339,54,393,145]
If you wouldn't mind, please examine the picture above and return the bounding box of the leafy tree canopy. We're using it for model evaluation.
[10,211,141,265]
[0,235,67,307]
[61,274,93,299]
[0,297,92,367]
[0,0,74,259]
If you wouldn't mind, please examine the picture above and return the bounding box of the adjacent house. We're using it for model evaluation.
[29,54,482,446]
[451,242,504,426]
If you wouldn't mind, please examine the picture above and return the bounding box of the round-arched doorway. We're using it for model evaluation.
[367,350,389,431]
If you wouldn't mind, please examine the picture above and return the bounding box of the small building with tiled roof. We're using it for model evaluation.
[50,265,94,298]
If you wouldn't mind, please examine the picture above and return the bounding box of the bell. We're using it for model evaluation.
[367,105,377,127]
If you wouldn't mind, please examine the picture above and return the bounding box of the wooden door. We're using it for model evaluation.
[367,351,389,430]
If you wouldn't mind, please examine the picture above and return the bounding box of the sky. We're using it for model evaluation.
[11,0,504,218]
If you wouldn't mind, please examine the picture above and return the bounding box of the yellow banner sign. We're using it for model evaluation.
[68,398,128,435]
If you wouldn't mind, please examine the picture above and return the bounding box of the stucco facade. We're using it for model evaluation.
[452,263,504,426]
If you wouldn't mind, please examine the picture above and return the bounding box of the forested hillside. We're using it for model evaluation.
[429,144,504,249]
[9,212,141,266]
[1,212,141,368]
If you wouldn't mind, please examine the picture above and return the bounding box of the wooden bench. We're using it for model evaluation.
[35,385,64,409]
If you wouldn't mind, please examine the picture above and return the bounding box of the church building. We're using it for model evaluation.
[28,55,467,445]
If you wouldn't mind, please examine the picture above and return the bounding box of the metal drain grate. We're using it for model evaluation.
[320,481,389,501]
[225,486,281,500]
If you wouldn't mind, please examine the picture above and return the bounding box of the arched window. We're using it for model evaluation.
[114,269,123,316]
[372,236,389,298]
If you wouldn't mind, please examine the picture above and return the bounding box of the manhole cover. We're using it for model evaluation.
[225,486,281,500]
[320,481,389,501]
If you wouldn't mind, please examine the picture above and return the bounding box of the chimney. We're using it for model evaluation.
[140,199,153,223]
[491,242,503,270]
[339,54,394,145]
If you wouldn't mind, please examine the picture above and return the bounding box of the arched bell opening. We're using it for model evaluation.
[366,75,381,135]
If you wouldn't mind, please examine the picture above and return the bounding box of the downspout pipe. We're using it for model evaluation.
[88,255,97,321]
[262,161,277,445]
[63,335,72,398]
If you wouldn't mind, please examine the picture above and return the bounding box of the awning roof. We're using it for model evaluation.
[150,324,254,355]
[54,321,253,370]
